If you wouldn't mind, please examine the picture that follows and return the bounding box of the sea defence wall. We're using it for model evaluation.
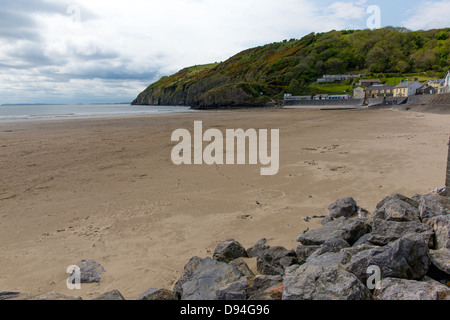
[406,95,434,105]
[367,97,407,106]
[406,93,450,106]
[284,99,364,107]
[426,93,450,106]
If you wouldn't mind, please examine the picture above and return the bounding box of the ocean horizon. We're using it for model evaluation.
[0,104,196,122]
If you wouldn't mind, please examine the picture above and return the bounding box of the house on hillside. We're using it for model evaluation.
[353,87,365,99]
[317,74,361,83]
[366,85,395,99]
[416,84,438,95]
[393,81,423,97]
[426,79,443,91]
[440,71,450,94]
[358,79,381,87]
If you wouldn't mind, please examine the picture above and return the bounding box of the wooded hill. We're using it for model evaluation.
[132,27,450,109]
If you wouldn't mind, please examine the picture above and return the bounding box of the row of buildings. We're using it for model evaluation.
[355,72,450,99]
[284,93,352,101]
[286,71,450,101]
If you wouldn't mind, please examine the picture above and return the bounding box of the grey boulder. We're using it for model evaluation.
[180,257,243,300]
[328,197,358,218]
[92,290,125,300]
[216,275,283,301]
[367,218,434,247]
[213,239,248,263]
[343,233,431,284]
[373,277,450,300]
[424,215,450,250]
[76,259,105,283]
[248,245,297,276]
[283,264,372,300]
[372,194,420,222]
[296,217,371,246]
[137,288,177,300]
[173,256,203,299]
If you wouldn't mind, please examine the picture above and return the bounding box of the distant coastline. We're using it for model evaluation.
[0,104,196,123]
[1,102,132,106]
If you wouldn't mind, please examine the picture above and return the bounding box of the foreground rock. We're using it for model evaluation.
[373,277,450,300]
[179,257,244,300]
[27,292,82,300]
[414,193,448,219]
[283,264,372,300]
[343,233,431,283]
[229,258,255,278]
[247,244,297,276]
[295,245,320,264]
[429,249,450,275]
[216,275,284,300]
[173,256,203,299]
[424,215,450,249]
[93,290,125,300]
[367,218,434,246]
[213,239,248,263]
[372,194,420,222]
[76,260,105,283]
[327,197,358,218]
[137,288,177,300]
[296,217,370,246]
[428,249,450,284]
[0,291,26,300]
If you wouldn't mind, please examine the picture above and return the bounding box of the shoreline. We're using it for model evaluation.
[1,102,448,125]
[0,107,449,300]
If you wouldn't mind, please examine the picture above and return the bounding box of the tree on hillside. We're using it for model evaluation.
[367,47,388,72]
[325,58,344,74]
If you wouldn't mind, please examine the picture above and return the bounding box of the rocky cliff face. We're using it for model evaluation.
[132,68,274,109]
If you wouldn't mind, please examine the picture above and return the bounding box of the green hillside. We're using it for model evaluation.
[132,27,450,109]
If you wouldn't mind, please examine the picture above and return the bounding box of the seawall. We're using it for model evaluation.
[283,99,364,107]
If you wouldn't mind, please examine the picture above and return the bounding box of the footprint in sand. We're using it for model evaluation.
[257,189,286,200]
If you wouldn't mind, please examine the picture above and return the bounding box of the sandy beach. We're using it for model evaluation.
[0,107,449,300]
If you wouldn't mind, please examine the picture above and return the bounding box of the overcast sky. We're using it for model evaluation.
[1,0,449,104]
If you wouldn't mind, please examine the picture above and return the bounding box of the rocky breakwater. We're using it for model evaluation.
[168,193,450,300]
[143,192,448,301]
[2,193,449,301]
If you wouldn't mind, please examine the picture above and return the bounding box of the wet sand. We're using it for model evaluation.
[0,107,449,299]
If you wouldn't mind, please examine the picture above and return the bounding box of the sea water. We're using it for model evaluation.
[0,104,196,122]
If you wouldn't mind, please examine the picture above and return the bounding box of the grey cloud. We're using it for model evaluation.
[61,61,160,81]
[0,0,97,42]
[0,10,40,41]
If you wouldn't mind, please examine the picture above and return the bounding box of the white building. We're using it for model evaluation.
[440,70,450,94]
[393,81,423,97]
